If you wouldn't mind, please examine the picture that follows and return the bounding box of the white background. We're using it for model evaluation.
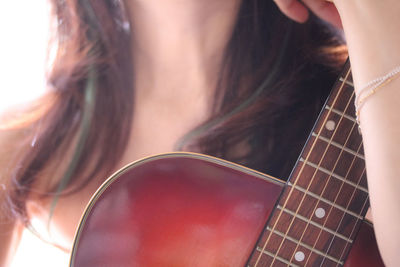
[0,0,49,114]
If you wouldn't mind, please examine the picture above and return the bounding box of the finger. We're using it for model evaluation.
[302,0,342,28]
[273,0,310,23]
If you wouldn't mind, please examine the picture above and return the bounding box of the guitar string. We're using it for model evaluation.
[312,141,365,267]
[270,67,354,266]
[314,93,369,266]
[252,66,351,266]
[331,78,372,266]
[287,87,360,266]
[268,67,352,266]
[299,71,371,266]
[334,173,369,266]
[306,130,366,264]
[317,77,370,267]
[301,73,370,267]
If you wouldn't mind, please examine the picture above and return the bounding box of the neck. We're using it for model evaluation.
[126,0,241,102]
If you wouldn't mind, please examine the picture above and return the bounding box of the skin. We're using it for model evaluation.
[274,0,400,265]
[2,0,399,266]
[2,0,243,265]
[121,0,242,163]
[40,0,242,251]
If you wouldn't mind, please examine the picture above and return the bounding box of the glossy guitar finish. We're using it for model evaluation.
[343,221,385,267]
[70,153,384,267]
[70,62,385,266]
[70,154,284,266]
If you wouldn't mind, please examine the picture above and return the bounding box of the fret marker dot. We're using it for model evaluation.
[295,251,305,262]
[325,120,336,131]
[315,208,326,219]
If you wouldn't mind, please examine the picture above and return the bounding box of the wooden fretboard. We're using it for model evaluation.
[248,61,369,267]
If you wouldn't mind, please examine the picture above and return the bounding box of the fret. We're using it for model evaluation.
[276,205,353,243]
[300,138,366,184]
[339,77,354,88]
[284,162,366,237]
[301,137,341,173]
[250,226,300,266]
[325,105,357,123]
[270,203,359,262]
[293,162,333,196]
[252,231,339,267]
[316,111,352,140]
[313,112,362,155]
[333,83,356,116]
[337,65,353,85]
[290,160,369,222]
[263,227,343,265]
[251,229,345,267]
[300,158,368,193]
[302,131,364,173]
[248,62,369,267]
[277,185,361,240]
[346,156,368,189]
[266,209,354,262]
[312,133,365,160]
[253,247,300,267]
[249,249,297,267]
[284,183,364,220]
[326,79,355,117]
[319,111,364,156]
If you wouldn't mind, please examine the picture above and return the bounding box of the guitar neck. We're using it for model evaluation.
[248,61,369,266]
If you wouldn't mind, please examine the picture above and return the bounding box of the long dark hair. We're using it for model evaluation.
[0,0,346,223]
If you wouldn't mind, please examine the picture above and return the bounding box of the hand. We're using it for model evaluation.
[273,0,342,28]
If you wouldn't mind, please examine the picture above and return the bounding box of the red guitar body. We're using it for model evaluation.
[70,63,384,266]
[70,154,383,267]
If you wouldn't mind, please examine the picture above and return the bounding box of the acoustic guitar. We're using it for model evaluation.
[69,62,385,266]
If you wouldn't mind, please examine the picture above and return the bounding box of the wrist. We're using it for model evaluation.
[333,0,400,87]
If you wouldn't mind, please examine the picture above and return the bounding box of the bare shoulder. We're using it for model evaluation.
[0,205,25,266]
[0,121,51,263]
[0,129,25,265]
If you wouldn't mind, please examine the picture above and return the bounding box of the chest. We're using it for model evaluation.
[116,96,211,169]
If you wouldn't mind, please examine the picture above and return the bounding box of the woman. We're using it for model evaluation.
[0,0,399,266]
[281,1,400,266]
